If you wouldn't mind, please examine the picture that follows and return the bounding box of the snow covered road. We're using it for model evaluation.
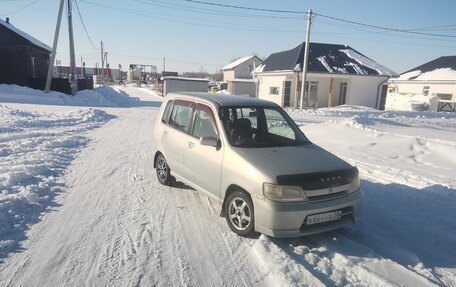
[0,86,455,286]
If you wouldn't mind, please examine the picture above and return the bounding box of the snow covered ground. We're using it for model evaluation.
[0,85,455,286]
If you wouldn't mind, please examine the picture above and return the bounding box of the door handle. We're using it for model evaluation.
[188,141,195,149]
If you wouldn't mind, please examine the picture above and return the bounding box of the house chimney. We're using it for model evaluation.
[6,17,9,24]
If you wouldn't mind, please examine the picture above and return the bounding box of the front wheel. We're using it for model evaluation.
[225,191,255,237]
[155,154,172,186]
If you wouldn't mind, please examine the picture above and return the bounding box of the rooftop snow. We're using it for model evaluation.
[340,49,396,76]
[222,55,261,70]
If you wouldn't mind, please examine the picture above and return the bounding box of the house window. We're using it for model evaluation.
[31,57,37,78]
[423,86,430,96]
[269,87,279,95]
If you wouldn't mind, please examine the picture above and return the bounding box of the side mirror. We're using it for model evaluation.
[200,136,219,147]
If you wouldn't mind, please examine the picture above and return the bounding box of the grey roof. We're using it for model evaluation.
[0,18,52,52]
[260,42,396,76]
[403,56,456,74]
[168,92,277,108]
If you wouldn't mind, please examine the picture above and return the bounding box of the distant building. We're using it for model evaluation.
[0,17,51,87]
[226,79,256,98]
[222,55,263,82]
[255,42,396,109]
[161,76,209,96]
[387,56,456,112]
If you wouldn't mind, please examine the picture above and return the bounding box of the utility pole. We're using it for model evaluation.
[45,0,65,93]
[299,9,312,109]
[67,0,77,95]
[100,41,105,84]
[163,57,166,72]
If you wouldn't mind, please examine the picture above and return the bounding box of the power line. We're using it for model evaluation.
[184,0,305,14]
[79,0,304,33]
[134,0,302,20]
[73,0,99,50]
[314,12,456,38]
[0,0,39,16]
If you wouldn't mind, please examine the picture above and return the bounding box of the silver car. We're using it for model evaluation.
[153,92,363,237]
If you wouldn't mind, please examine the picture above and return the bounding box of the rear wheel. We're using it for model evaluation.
[225,191,255,237]
[155,154,172,186]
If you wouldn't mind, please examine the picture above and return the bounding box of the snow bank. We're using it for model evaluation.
[385,93,438,111]
[0,105,114,258]
[0,84,139,107]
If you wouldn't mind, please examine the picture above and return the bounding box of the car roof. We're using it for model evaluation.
[166,92,278,108]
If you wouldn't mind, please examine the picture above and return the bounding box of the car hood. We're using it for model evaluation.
[234,143,352,178]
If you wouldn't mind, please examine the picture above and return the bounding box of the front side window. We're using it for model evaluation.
[220,106,308,147]
[169,100,193,132]
[192,104,218,139]
[161,100,173,124]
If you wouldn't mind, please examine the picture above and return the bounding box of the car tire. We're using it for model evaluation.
[155,153,172,186]
[225,191,255,237]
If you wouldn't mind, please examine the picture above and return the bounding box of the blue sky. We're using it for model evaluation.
[1,0,456,74]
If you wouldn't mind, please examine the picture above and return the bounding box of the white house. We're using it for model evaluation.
[255,42,396,109]
[386,56,456,112]
[222,55,263,82]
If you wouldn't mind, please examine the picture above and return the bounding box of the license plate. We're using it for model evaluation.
[306,210,342,225]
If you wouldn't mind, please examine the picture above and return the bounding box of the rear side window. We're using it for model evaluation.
[169,100,193,132]
[161,100,173,124]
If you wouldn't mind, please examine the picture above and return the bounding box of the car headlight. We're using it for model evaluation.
[263,183,307,202]
[349,170,360,193]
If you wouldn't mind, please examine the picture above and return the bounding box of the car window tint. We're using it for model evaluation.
[265,108,296,140]
[192,104,218,139]
[170,102,193,132]
[161,100,173,124]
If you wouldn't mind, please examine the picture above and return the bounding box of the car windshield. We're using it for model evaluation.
[220,106,309,148]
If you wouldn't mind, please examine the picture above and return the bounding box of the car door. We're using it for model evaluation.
[162,99,194,178]
[184,103,223,198]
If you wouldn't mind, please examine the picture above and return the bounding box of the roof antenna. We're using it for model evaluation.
[6,17,10,24]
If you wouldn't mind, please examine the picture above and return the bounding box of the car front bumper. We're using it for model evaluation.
[253,189,363,238]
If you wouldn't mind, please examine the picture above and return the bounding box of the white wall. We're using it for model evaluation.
[347,76,388,108]
[223,70,235,82]
[257,73,388,109]
[391,81,456,98]
[163,80,208,96]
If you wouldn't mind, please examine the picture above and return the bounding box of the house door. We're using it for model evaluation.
[282,81,291,107]
[305,81,318,107]
[379,85,388,110]
[339,83,348,105]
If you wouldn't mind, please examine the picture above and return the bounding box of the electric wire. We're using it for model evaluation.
[0,0,39,16]
[73,0,99,50]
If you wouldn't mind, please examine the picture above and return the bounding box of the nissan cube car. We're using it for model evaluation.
[153,92,363,237]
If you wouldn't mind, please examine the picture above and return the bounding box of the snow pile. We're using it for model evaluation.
[0,84,139,107]
[0,105,114,257]
[385,93,439,111]
[398,68,456,81]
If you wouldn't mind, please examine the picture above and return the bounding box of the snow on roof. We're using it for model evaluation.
[222,55,261,70]
[397,68,456,81]
[0,18,52,52]
[317,56,333,73]
[340,49,396,76]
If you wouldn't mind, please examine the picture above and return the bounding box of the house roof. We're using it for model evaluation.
[222,55,262,70]
[258,42,396,77]
[396,56,456,81]
[403,56,456,74]
[0,18,52,52]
